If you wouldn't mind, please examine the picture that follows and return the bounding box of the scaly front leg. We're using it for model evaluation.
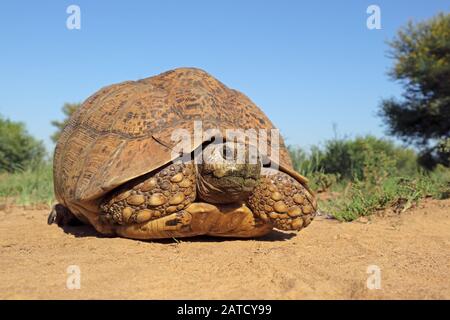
[247,168,317,231]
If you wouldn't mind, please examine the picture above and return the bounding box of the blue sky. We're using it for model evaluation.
[0,1,448,152]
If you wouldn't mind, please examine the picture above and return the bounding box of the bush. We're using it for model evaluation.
[320,135,419,180]
[290,135,420,183]
[0,161,54,206]
[289,135,450,221]
[321,169,450,221]
[0,115,47,173]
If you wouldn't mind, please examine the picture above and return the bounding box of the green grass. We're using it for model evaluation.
[319,166,450,221]
[289,135,450,221]
[0,162,54,206]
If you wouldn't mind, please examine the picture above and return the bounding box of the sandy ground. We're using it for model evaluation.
[0,198,449,300]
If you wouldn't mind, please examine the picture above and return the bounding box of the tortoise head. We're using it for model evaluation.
[196,141,261,204]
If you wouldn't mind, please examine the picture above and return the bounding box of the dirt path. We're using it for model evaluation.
[0,199,449,299]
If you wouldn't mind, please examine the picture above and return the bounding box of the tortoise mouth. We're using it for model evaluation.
[196,172,259,204]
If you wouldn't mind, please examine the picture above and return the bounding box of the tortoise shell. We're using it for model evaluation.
[53,68,303,230]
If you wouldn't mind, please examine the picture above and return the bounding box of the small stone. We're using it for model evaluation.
[358,216,369,224]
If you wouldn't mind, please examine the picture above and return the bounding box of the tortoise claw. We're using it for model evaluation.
[47,206,57,225]
[47,204,82,227]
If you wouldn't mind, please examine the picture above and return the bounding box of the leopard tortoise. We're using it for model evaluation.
[48,68,317,239]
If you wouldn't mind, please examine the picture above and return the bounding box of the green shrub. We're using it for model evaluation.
[289,135,420,192]
[307,172,341,193]
[290,136,450,221]
[0,161,54,206]
[320,168,450,221]
[319,135,419,181]
[288,145,324,176]
[0,115,47,173]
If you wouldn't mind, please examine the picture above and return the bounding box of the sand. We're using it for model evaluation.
[0,198,449,299]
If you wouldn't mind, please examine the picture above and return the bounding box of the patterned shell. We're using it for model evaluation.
[53,68,293,212]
